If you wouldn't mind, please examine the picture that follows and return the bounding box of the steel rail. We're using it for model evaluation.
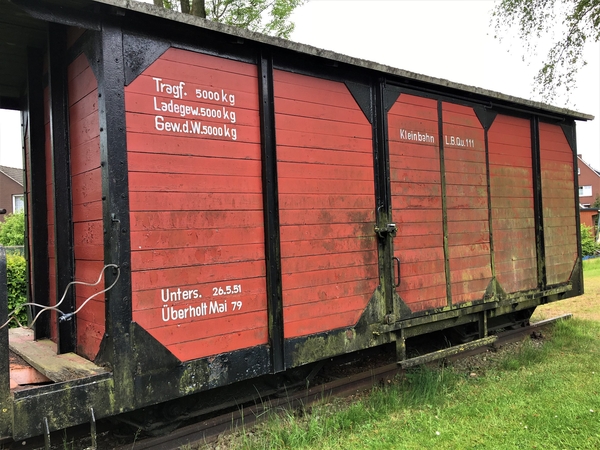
[118,314,571,450]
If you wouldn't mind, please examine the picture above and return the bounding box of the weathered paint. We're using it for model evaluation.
[125,48,269,362]
[68,52,105,360]
[488,115,537,293]
[274,69,379,339]
[539,122,578,285]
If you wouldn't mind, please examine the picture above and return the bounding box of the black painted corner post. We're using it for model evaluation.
[258,51,284,373]
[48,23,76,354]
[97,21,134,406]
[0,247,11,438]
[531,117,546,289]
[26,47,50,340]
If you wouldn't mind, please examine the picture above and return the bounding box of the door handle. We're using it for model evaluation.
[393,256,401,288]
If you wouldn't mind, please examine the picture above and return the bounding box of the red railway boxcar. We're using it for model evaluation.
[0,0,593,442]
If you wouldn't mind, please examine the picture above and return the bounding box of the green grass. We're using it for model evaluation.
[209,318,600,450]
[583,257,600,278]
[197,266,600,450]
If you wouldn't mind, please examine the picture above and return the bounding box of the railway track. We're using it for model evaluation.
[117,314,571,450]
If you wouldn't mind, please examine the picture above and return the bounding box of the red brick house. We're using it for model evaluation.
[0,165,24,221]
[577,154,600,207]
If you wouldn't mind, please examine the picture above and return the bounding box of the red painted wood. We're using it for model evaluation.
[282,280,376,307]
[68,62,97,108]
[278,162,374,181]
[161,47,257,75]
[280,223,374,242]
[539,122,577,286]
[275,97,368,125]
[71,137,101,176]
[128,152,261,178]
[68,54,104,360]
[278,144,373,164]
[389,94,447,311]
[274,69,378,339]
[280,237,377,258]
[133,57,258,93]
[395,209,442,224]
[132,277,266,311]
[72,200,103,224]
[127,133,261,159]
[167,328,268,362]
[125,113,261,144]
[284,310,364,340]
[72,168,102,205]
[128,172,262,193]
[134,304,266,331]
[274,80,365,109]
[278,178,375,195]
[279,209,374,226]
[444,101,491,306]
[281,264,378,291]
[488,115,537,293]
[130,192,263,213]
[130,227,265,251]
[275,114,372,139]
[125,49,267,361]
[131,210,264,231]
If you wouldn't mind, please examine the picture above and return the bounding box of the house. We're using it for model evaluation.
[0,165,24,221]
[580,205,599,236]
[577,154,600,207]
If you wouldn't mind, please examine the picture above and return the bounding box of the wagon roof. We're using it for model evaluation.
[0,0,595,121]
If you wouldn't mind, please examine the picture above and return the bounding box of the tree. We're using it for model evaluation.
[0,211,25,247]
[154,0,305,39]
[492,0,600,102]
[592,195,600,208]
[580,224,599,256]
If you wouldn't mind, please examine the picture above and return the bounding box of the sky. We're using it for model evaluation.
[1,0,598,168]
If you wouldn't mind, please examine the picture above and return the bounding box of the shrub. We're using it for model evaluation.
[0,211,25,246]
[6,253,28,327]
[580,224,599,257]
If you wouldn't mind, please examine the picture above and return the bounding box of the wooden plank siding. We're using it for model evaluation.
[539,123,578,285]
[126,48,268,362]
[273,70,378,339]
[68,53,104,359]
[388,94,447,312]
[442,103,492,304]
[488,115,537,293]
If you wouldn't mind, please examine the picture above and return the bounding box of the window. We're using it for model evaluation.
[579,186,593,197]
[12,194,24,213]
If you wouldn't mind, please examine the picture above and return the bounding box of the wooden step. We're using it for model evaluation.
[8,328,108,383]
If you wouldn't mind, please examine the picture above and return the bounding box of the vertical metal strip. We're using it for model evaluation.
[374,80,394,315]
[484,128,496,288]
[0,247,10,437]
[437,101,452,306]
[48,23,76,354]
[98,22,133,404]
[26,48,50,340]
[258,52,284,373]
[531,117,546,288]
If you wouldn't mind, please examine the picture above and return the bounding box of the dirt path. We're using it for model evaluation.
[532,274,600,322]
